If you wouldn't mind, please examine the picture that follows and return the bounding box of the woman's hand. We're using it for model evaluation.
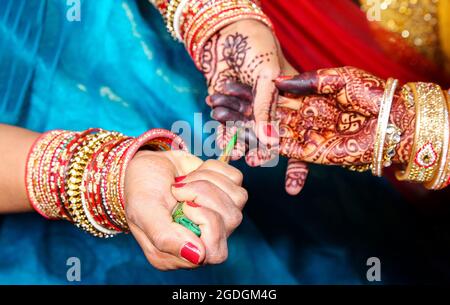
[210,67,416,190]
[201,19,310,195]
[274,66,415,166]
[124,150,247,271]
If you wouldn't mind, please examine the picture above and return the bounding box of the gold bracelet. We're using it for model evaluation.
[166,0,182,38]
[425,89,450,189]
[372,78,398,177]
[67,131,120,237]
[396,82,447,183]
[383,124,402,168]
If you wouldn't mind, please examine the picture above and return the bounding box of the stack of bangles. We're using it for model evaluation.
[150,0,272,69]
[370,78,450,190]
[25,128,186,238]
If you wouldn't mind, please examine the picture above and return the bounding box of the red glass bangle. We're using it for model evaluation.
[87,137,128,232]
[25,130,63,219]
[102,138,134,231]
[117,129,187,209]
[47,132,76,219]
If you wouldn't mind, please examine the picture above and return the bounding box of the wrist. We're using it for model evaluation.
[25,128,186,237]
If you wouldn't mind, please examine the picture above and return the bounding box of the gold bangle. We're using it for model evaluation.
[425,89,450,189]
[67,131,120,237]
[372,78,398,177]
[383,124,402,168]
[396,82,447,183]
[166,0,182,38]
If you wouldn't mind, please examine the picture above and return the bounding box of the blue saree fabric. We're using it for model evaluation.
[1,0,450,284]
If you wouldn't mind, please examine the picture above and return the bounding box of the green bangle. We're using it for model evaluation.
[172,202,201,237]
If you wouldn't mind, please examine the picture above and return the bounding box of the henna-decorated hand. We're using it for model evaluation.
[212,66,416,192]
[275,67,415,166]
[201,20,310,195]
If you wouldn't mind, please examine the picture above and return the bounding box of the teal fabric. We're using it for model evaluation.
[2,0,450,285]
[0,0,297,284]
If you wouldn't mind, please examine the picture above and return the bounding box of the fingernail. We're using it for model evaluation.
[172,183,186,188]
[181,242,201,265]
[174,176,186,183]
[186,201,201,207]
[264,124,278,138]
[275,75,294,82]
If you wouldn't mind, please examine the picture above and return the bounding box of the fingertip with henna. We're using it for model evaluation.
[275,72,317,95]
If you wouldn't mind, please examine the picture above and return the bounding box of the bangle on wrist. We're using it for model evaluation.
[25,128,186,237]
[372,78,399,177]
[396,82,447,185]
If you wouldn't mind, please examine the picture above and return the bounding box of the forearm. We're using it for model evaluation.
[0,124,40,213]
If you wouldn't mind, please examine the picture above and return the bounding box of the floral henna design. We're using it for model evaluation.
[201,33,220,89]
[275,67,416,167]
[200,26,282,166]
[277,98,376,166]
[222,33,250,72]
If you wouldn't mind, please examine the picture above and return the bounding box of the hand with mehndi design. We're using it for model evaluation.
[213,66,416,189]
[274,66,415,167]
[200,19,310,195]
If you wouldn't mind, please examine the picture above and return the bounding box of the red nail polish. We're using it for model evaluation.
[175,176,186,183]
[180,242,201,265]
[172,183,186,188]
[186,201,201,208]
[264,124,278,138]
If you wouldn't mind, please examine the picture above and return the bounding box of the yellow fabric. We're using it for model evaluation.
[439,0,450,73]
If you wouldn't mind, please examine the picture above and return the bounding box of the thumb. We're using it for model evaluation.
[253,72,280,146]
[275,68,345,96]
[129,199,206,266]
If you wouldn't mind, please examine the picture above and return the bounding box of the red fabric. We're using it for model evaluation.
[261,0,448,86]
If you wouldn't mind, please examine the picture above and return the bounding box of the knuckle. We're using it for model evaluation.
[229,210,243,228]
[204,159,221,168]
[208,210,223,227]
[230,168,244,185]
[236,187,248,207]
[152,231,171,251]
[192,179,215,192]
[209,249,229,264]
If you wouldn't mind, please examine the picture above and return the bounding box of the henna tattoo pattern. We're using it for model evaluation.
[222,33,250,72]
[285,159,309,195]
[200,28,281,167]
[276,67,416,167]
[277,101,376,166]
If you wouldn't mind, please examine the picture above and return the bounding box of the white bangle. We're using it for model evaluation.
[372,78,398,177]
[173,0,190,42]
